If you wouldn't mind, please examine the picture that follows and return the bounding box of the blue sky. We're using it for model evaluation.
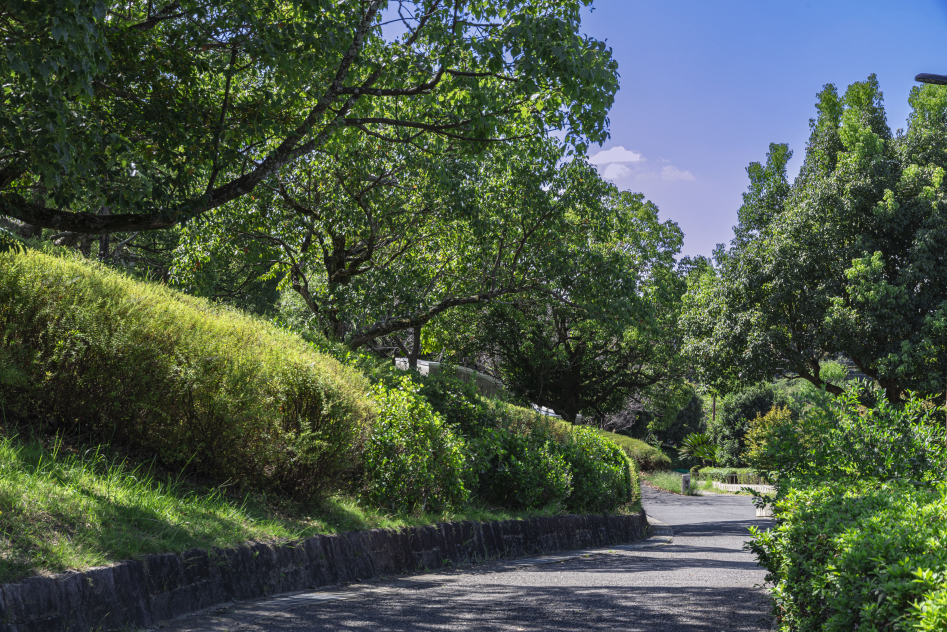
[580,0,947,257]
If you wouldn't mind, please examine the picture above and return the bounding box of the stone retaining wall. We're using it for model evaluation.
[0,511,647,632]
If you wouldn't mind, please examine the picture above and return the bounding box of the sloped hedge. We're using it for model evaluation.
[0,249,374,496]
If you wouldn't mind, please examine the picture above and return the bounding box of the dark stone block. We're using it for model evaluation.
[3,576,63,627]
[181,549,212,586]
[480,520,503,558]
[302,536,334,587]
[246,542,280,597]
[524,518,543,555]
[573,515,593,549]
[587,514,606,546]
[64,567,118,632]
[405,526,428,571]
[216,545,259,601]
[536,517,560,553]
[340,531,375,580]
[500,520,526,557]
[143,553,184,595]
[110,560,151,628]
[457,521,484,562]
[389,529,414,574]
[320,535,354,584]
[365,529,397,576]
[438,522,461,563]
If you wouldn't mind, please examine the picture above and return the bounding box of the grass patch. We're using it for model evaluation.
[641,470,698,495]
[0,433,640,583]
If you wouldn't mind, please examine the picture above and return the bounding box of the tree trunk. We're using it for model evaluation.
[407,325,421,369]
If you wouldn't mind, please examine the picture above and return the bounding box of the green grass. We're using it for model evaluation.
[0,433,639,583]
[0,248,374,496]
[641,470,699,495]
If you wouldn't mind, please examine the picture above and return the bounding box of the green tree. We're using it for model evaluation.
[471,192,685,422]
[683,77,947,402]
[708,382,789,467]
[174,139,622,353]
[1,0,618,235]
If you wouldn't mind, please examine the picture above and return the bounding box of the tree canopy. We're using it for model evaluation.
[1,0,618,234]
[443,189,685,422]
[683,77,947,401]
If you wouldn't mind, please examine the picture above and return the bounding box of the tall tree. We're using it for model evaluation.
[459,191,685,422]
[1,0,619,235]
[683,77,947,402]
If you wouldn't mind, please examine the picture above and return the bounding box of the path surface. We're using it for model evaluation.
[156,488,773,631]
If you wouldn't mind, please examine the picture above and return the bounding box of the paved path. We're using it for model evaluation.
[156,488,772,631]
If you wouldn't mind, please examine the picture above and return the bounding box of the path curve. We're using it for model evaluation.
[155,488,773,631]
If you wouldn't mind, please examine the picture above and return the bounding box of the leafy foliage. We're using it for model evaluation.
[470,421,574,510]
[677,432,717,466]
[1,0,619,234]
[561,426,636,512]
[683,78,947,401]
[591,429,671,471]
[0,228,25,255]
[748,482,947,632]
[470,190,685,421]
[708,382,788,467]
[744,384,944,488]
[174,139,626,348]
[362,377,469,513]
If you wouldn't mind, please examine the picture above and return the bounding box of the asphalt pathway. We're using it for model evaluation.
[157,487,773,631]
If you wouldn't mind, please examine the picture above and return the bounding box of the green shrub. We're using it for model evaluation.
[709,382,789,466]
[0,250,374,496]
[677,431,718,466]
[592,428,671,471]
[748,482,947,631]
[562,426,635,512]
[417,370,489,437]
[750,385,944,488]
[362,377,469,513]
[470,424,573,509]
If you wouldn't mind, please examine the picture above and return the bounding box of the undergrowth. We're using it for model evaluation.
[0,433,640,583]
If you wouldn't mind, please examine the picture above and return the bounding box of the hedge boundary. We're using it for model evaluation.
[0,511,647,632]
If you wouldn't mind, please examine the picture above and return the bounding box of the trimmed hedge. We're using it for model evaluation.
[749,482,947,631]
[0,250,374,495]
[594,429,672,471]
[0,250,639,515]
[695,467,767,485]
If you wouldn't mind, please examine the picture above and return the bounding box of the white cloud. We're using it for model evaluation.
[661,165,695,181]
[589,146,644,165]
[602,163,631,181]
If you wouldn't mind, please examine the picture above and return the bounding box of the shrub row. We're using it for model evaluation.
[1,250,637,515]
[374,371,638,513]
[745,385,947,630]
[693,467,766,485]
[592,429,671,471]
[749,482,947,631]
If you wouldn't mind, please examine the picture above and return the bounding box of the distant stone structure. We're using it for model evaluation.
[394,358,507,399]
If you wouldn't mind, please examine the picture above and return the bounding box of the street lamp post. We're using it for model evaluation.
[916,73,947,85]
